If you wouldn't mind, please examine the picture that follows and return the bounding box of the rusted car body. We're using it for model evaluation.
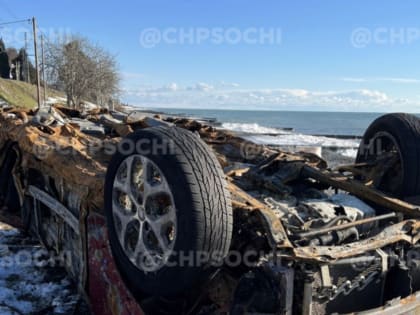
[0,105,420,315]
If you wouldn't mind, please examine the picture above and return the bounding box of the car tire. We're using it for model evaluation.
[356,113,420,198]
[105,126,233,298]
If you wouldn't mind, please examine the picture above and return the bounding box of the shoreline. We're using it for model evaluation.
[123,106,362,139]
[122,106,360,167]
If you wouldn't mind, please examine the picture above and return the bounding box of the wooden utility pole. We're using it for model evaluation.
[32,17,41,109]
[41,34,47,104]
[24,32,30,83]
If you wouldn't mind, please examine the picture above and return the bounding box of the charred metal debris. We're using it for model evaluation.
[0,104,420,315]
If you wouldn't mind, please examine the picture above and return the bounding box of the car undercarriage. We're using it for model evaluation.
[0,105,420,315]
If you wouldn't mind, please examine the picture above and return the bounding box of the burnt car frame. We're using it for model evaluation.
[0,105,420,315]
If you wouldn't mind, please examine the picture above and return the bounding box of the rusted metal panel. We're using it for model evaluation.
[87,213,144,315]
[0,113,108,211]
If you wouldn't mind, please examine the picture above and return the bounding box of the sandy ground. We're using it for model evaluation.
[0,222,89,315]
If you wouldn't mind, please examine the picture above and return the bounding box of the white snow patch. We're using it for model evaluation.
[0,226,80,314]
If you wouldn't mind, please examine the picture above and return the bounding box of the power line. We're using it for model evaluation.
[0,19,31,27]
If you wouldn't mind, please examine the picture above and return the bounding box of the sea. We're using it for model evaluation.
[144,108,420,158]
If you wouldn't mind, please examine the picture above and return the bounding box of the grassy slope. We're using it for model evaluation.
[0,78,64,109]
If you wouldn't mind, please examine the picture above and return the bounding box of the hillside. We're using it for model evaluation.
[0,78,64,109]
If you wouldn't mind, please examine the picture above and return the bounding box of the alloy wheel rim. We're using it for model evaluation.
[112,155,177,272]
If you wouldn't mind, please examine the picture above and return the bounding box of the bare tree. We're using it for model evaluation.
[46,36,119,108]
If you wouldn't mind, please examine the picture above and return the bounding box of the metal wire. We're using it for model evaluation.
[0,19,31,27]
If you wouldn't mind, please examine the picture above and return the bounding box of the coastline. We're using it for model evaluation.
[122,106,360,167]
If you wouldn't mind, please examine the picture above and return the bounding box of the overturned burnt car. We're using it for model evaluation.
[0,104,420,315]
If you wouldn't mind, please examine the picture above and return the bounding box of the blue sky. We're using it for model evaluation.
[1,0,420,112]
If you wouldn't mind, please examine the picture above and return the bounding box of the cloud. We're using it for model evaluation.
[381,78,420,84]
[341,77,420,84]
[122,83,419,112]
[154,83,178,92]
[187,82,214,92]
[280,89,310,98]
[219,81,240,88]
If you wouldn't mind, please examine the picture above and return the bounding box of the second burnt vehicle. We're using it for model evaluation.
[0,104,420,315]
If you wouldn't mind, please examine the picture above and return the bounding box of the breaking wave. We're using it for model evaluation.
[221,122,290,135]
[220,122,360,149]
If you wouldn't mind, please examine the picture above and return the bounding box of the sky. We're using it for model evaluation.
[1,0,420,112]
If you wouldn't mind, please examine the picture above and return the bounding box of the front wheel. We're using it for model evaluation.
[105,126,233,297]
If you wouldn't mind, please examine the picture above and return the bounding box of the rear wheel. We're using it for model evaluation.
[356,113,420,198]
[105,126,233,297]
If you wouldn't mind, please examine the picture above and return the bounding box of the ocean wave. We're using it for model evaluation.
[221,122,290,134]
[243,134,360,148]
[220,122,360,148]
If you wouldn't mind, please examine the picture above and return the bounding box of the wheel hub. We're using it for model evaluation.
[112,155,177,272]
